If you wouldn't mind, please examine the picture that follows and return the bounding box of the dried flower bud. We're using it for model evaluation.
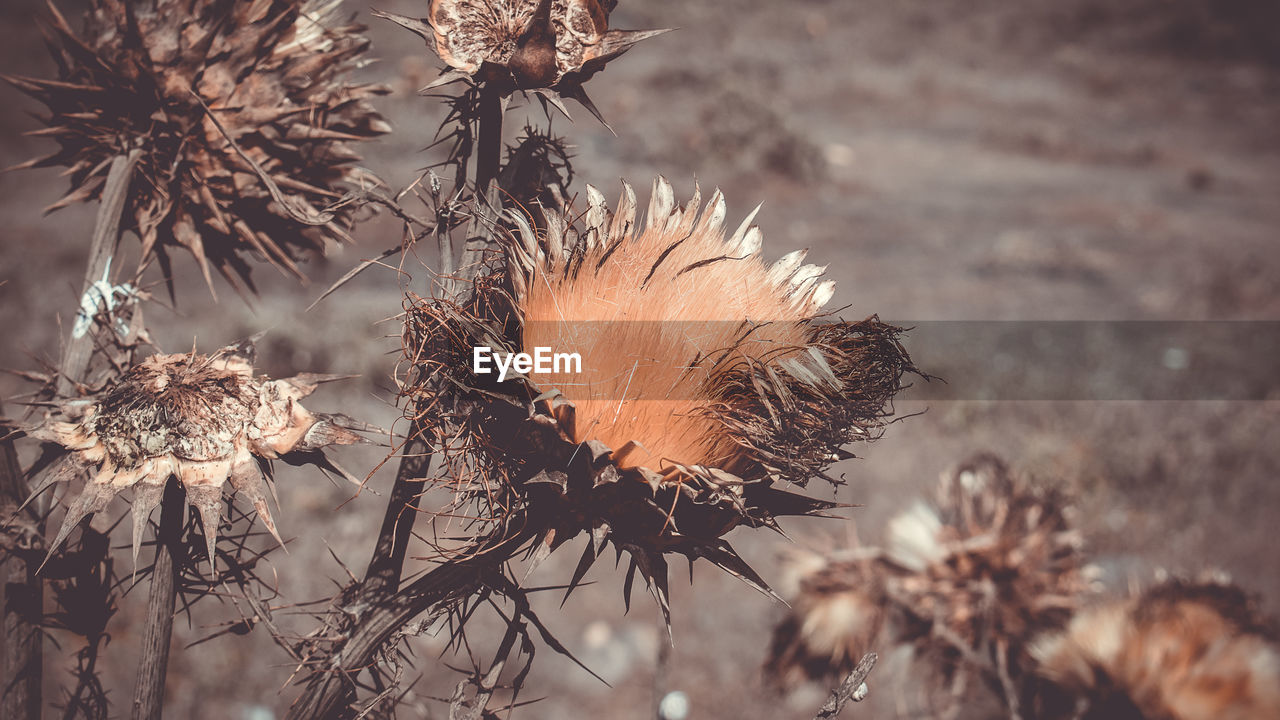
[5,0,391,295]
[27,340,366,569]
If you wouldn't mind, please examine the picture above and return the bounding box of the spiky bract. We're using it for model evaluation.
[403,177,915,619]
[6,0,390,294]
[27,340,366,569]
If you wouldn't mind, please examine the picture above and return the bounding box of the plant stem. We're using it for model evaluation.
[474,86,502,197]
[131,479,183,720]
[287,536,518,720]
[358,86,506,601]
[56,149,141,397]
[1,400,42,720]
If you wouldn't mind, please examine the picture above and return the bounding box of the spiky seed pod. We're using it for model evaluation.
[764,547,887,689]
[25,339,367,569]
[1031,579,1280,720]
[5,0,390,295]
[376,0,668,121]
[404,177,915,620]
[882,454,1092,690]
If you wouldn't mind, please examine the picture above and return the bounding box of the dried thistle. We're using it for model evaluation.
[24,338,367,568]
[764,454,1093,708]
[377,0,668,122]
[879,454,1092,712]
[1031,578,1280,720]
[403,177,916,620]
[765,547,887,690]
[5,0,390,295]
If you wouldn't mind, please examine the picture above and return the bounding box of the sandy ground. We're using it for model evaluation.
[2,1,1278,718]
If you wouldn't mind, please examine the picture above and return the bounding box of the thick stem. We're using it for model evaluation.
[358,86,506,601]
[130,479,183,720]
[474,86,502,198]
[357,432,432,601]
[1,401,42,720]
[56,150,142,397]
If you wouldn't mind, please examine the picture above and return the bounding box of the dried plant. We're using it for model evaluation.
[4,0,390,295]
[375,0,668,122]
[401,177,916,620]
[765,547,887,690]
[23,337,368,568]
[1031,578,1280,720]
[766,454,1094,717]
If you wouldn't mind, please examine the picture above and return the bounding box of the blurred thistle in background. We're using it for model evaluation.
[3,0,390,296]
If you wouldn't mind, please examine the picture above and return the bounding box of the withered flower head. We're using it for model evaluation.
[763,455,1092,694]
[5,0,391,295]
[764,547,886,690]
[27,339,366,568]
[377,0,668,121]
[405,177,915,618]
[882,455,1090,681]
[1031,578,1280,720]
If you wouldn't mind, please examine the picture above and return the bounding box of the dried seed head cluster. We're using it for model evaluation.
[6,0,390,294]
[1031,579,1280,720]
[765,454,1092,695]
[27,340,365,567]
[378,0,667,119]
[404,178,915,617]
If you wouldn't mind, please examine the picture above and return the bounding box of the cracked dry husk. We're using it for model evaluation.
[4,0,390,296]
[376,0,668,124]
[26,339,367,571]
[402,177,918,623]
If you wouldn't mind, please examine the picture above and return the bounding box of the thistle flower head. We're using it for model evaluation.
[5,0,390,295]
[27,339,366,569]
[405,178,915,619]
[377,0,668,122]
[884,455,1090,672]
[765,547,887,689]
[1031,579,1280,720]
[763,455,1093,696]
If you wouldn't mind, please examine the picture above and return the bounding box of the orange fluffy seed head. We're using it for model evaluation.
[517,179,819,472]
[402,177,914,618]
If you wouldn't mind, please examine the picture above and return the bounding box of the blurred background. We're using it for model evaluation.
[2,0,1278,717]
